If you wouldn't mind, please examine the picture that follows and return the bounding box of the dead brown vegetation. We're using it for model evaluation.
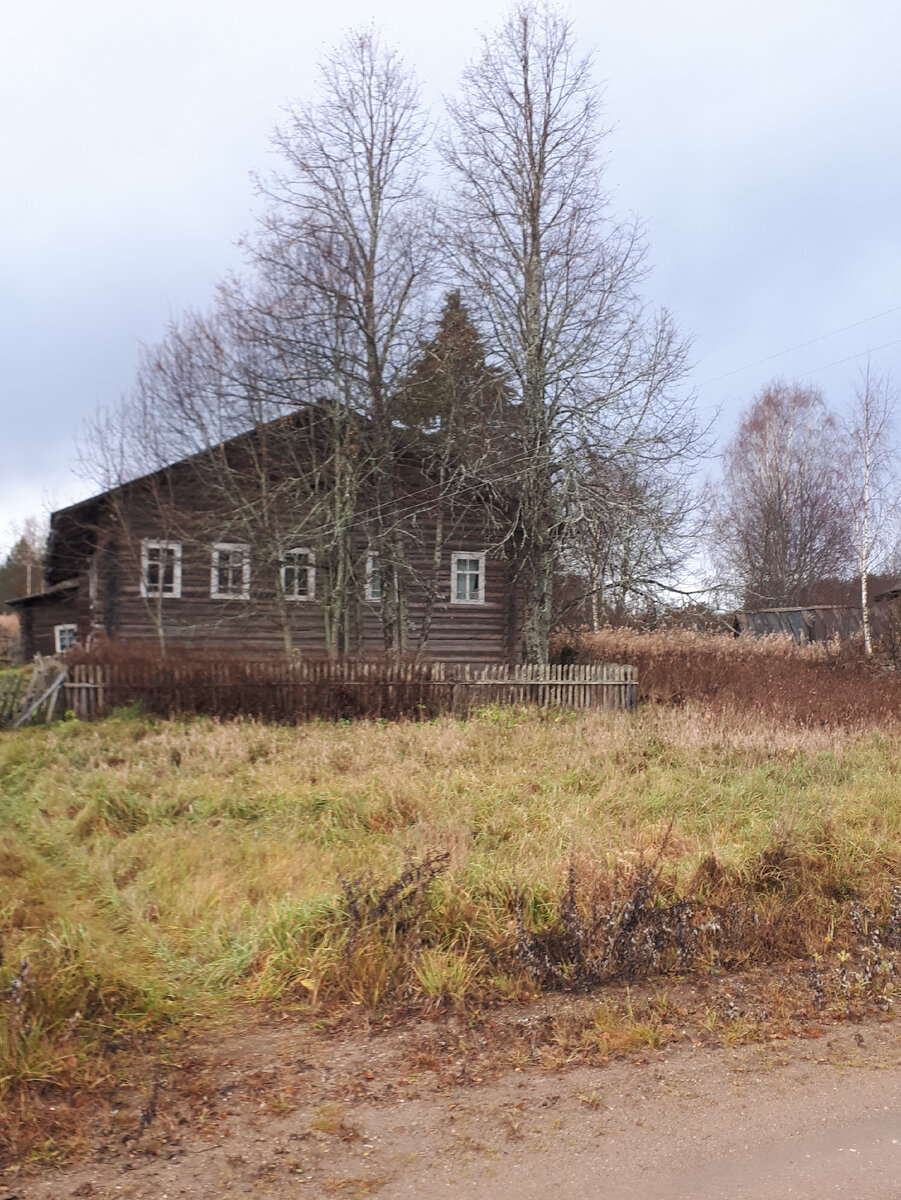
[562,628,901,725]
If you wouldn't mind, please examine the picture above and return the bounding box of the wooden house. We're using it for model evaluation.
[10,408,522,663]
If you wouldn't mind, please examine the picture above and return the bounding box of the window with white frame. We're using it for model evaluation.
[281,547,315,601]
[141,539,182,598]
[365,551,382,602]
[54,624,78,653]
[211,543,251,599]
[450,551,485,604]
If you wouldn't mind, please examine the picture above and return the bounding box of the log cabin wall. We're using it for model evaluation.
[70,448,519,663]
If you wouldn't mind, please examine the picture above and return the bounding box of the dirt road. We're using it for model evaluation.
[14,1007,901,1199]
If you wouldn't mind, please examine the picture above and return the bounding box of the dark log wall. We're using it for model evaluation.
[14,590,79,658]
[77,460,518,663]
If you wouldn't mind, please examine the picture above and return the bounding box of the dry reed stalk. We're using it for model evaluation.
[562,628,901,726]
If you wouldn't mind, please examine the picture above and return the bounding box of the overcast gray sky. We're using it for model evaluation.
[2,0,900,556]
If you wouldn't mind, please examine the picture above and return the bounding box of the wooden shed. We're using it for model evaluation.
[733,605,864,644]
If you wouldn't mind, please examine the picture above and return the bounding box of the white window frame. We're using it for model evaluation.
[211,543,251,600]
[365,551,381,603]
[54,624,78,654]
[140,539,182,599]
[281,547,316,601]
[450,551,486,605]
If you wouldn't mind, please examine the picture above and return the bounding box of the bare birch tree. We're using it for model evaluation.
[119,285,370,658]
[82,30,435,659]
[711,382,853,608]
[82,12,701,663]
[258,28,435,657]
[442,2,697,661]
[844,363,898,655]
[80,297,340,656]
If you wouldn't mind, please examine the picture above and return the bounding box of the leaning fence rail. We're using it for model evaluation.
[58,660,638,722]
[0,659,68,729]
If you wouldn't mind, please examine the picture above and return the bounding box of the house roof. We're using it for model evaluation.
[6,578,79,609]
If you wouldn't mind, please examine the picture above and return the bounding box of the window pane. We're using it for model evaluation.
[213,546,248,597]
[145,544,178,596]
[455,557,481,601]
[282,550,311,599]
[367,553,382,601]
[230,553,243,592]
[55,624,77,652]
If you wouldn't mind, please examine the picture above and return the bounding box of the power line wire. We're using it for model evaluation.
[698,304,901,389]
[719,335,901,412]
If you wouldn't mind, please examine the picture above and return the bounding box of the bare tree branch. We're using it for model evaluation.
[443,2,698,660]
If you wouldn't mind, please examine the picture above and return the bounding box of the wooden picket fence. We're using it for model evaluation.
[449,662,638,711]
[59,659,638,722]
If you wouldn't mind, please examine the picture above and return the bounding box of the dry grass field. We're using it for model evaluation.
[0,613,18,667]
[4,631,901,1164]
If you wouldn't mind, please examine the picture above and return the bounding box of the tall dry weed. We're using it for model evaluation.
[563,628,901,725]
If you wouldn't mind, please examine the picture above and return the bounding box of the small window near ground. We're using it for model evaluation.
[211,543,251,599]
[141,539,182,598]
[365,552,382,602]
[451,551,485,604]
[281,548,315,601]
[54,624,77,653]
